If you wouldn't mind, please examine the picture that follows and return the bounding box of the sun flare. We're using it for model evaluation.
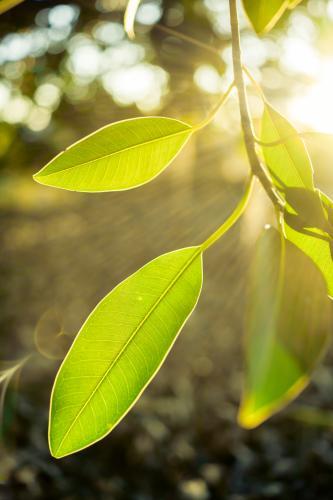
[289,58,333,134]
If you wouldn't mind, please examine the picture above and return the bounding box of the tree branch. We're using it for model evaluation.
[229,0,284,211]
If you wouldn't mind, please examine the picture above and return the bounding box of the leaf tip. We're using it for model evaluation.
[49,437,72,459]
[237,400,264,430]
[49,441,61,459]
[48,420,67,459]
[49,449,61,459]
[32,171,42,184]
[238,410,262,430]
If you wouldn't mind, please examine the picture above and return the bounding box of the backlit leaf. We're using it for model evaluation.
[49,247,203,458]
[239,227,332,428]
[0,357,28,434]
[288,0,302,9]
[242,0,287,34]
[320,190,333,229]
[284,190,333,297]
[261,103,314,195]
[261,105,333,295]
[242,0,302,34]
[34,117,192,192]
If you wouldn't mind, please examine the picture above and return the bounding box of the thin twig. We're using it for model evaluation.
[201,175,254,251]
[229,0,284,211]
[155,23,223,62]
[194,80,235,131]
[242,65,266,100]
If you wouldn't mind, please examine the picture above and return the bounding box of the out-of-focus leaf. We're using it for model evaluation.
[0,357,29,433]
[283,187,331,232]
[34,117,192,192]
[242,0,286,34]
[284,190,333,297]
[261,103,314,195]
[242,0,302,34]
[239,227,332,429]
[320,190,333,229]
[288,0,302,8]
[0,123,15,157]
[284,222,333,298]
[124,0,142,38]
[49,247,203,458]
[0,0,24,15]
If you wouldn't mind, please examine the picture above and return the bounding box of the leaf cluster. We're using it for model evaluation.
[28,0,333,458]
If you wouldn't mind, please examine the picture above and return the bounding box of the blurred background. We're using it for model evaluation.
[1,0,333,498]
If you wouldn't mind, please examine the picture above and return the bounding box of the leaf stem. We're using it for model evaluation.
[287,405,333,427]
[201,176,254,252]
[194,81,235,131]
[229,0,284,212]
[242,65,266,101]
[242,65,333,147]
[154,23,223,63]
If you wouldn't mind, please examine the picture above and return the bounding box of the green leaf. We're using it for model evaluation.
[34,117,192,192]
[239,227,332,428]
[288,0,302,9]
[320,190,333,229]
[242,0,302,34]
[260,104,333,295]
[261,103,314,195]
[242,0,287,34]
[282,187,329,231]
[49,247,203,458]
[284,190,333,297]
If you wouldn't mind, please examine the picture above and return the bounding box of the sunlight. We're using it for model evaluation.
[289,58,333,133]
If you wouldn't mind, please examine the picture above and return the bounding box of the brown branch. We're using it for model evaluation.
[229,0,284,211]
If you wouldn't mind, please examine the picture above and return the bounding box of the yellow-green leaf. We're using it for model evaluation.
[49,247,203,458]
[242,0,287,34]
[284,190,333,297]
[261,103,314,194]
[242,0,302,34]
[239,227,332,429]
[34,117,192,192]
[260,104,332,295]
[288,0,302,9]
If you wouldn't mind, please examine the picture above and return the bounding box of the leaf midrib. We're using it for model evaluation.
[54,247,202,455]
[37,127,192,179]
